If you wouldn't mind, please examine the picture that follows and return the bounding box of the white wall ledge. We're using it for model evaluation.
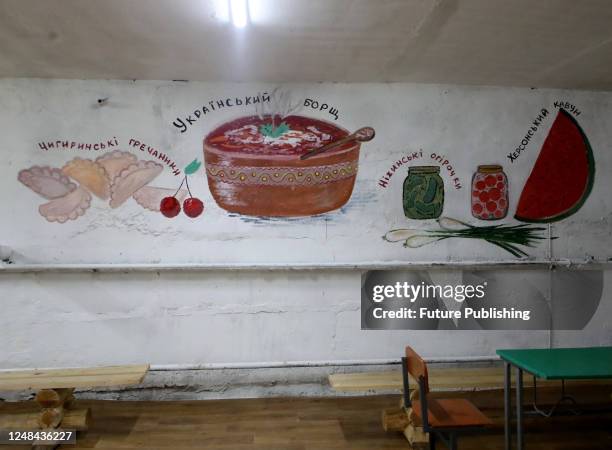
[0,259,609,273]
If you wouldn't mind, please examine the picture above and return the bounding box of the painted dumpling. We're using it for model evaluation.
[110,160,163,208]
[62,158,110,199]
[18,166,77,200]
[95,150,138,181]
[133,186,188,212]
[39,186,92,223]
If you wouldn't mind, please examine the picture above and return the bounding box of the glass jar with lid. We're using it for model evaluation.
[471,165,508,220]
[403,166,444,220]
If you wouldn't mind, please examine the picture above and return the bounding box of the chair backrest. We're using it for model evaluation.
[405,346,429,395]
[403,346,432,431]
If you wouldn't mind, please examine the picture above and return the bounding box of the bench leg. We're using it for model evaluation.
[32,388,90,450]
[404,422,429,449]
[429,431,436,450]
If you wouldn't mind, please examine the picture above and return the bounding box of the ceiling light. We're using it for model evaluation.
[230,0,249,28]
[212,0,230,22]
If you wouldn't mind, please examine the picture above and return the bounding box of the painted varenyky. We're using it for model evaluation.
[18,151,174,223]
[39,186,92,223]
[18,166,77,200]
[109,160,163,208]
[96,150,138,181]
[62,158,111,200]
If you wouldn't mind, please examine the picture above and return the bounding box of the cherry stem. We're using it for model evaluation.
[173,176,186,197]
[185,176,193,198]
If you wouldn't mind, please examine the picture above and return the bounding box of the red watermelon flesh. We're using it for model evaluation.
[515,108,595,223]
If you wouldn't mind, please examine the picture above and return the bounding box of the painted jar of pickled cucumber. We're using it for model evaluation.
[403,166,444,219]
[471,165,508,220]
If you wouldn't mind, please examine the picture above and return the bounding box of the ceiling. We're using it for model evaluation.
[1,0,612,90]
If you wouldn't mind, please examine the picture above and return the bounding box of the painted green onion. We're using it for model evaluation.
[383,216,549,257]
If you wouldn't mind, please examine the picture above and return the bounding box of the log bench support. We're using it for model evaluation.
[382,408,429,449]
[32,388,91,449]
[382,391,429,449]
[0,364,148,450]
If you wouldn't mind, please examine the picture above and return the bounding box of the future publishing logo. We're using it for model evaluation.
[369,281,531,322]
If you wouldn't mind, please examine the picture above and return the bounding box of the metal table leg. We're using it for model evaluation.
[504,362,512,450]
[516,367,524,450]
[449,433,457,450]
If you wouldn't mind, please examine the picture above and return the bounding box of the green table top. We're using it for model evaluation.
[496,347,612,380]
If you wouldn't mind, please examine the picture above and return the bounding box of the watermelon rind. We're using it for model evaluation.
[514,108,595,223]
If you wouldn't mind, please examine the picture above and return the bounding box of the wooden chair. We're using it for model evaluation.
[402,346,491,450]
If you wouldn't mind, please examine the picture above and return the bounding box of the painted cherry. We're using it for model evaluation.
[161,161,204,219]
[183,197,204,218]
[160,196,181,218]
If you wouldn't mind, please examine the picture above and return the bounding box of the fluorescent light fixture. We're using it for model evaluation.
[212,0,230,22]
[247,0,274,25]
[230,0,249,28]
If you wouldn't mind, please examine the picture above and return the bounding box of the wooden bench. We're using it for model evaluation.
[330,366,506,392]
[329,366,612,392]
[0,364,149,449]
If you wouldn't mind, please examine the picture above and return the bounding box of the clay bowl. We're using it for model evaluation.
[203,115,360,217]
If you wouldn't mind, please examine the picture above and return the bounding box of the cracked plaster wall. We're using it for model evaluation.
[1,269,611,398]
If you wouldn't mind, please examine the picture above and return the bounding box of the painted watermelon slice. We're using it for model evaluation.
[515,108,594,223]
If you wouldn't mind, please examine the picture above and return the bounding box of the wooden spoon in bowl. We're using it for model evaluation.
[300,126,375,160]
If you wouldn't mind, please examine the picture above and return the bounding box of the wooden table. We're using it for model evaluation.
[0,364,149,449]
[497,347,612,450]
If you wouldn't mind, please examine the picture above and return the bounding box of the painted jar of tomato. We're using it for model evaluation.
[471,165,508,220]
[403,166,444,220]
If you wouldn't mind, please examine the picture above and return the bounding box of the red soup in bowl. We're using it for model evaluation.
[203,115,360,217]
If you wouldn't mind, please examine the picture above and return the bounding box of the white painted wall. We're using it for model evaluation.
[1,80,611,388]
[1,269,611,371]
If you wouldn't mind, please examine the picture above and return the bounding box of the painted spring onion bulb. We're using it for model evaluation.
[437,216,469,230]
[403,235,443,248]
[382,228,422,242]
[382,229,441,248]
[383,228,439,248]
[383,216,548,257]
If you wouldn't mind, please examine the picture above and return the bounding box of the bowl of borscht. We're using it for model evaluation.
[203,115,363,217]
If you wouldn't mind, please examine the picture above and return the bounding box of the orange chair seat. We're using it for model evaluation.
[412,398,492,428]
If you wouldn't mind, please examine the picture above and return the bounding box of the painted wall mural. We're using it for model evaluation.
[383,107,596,258]
[514,108,595,223]
[202,114,373,217]
[402,166,444,220]
[471,165,508,220]
[160,160,203,218]
[17,151,197,223]
[1,80,609,266]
